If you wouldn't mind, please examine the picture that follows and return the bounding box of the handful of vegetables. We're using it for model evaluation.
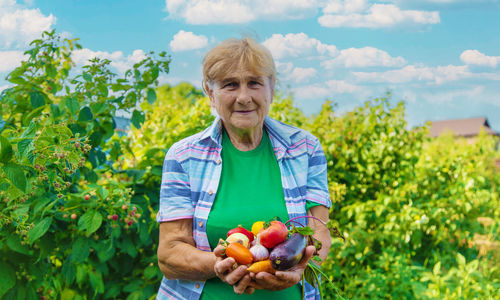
[218,216,345,299]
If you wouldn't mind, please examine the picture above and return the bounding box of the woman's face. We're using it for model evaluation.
[207,68,274,134]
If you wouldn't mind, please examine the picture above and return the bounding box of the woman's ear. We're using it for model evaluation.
[203,81,215,106]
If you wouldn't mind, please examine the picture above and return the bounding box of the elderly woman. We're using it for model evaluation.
[156,37,332,300]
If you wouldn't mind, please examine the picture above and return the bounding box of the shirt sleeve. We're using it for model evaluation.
[305,138,331,208]
[156,147,194,222]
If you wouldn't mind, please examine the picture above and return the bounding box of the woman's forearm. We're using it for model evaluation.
[158,241,216,281]
[157,220,217,281]
[308,205,332,264]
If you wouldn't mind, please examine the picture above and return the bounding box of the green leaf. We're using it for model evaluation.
[60,289,77,300]
[121,235,138,257]
[78,106,93,122]
[146,88,157,104]
[28,217,52,243]
[72,237,90,263]
[78,210,103,235]
[88,270,104,293]
[0,262,16,298]
[126,291,143,300]
[22,105,45,126]
[17,139,32,160]
[131,109,145,129]
[76,264,87,285]
[16,285,26,300]
[3,163,27,192]
[88,131,103,147]
[144,265,158,280]
[96,240,115,262]
[433,261,441,275]
[290,225,315,236]
[50,103,62,119]
[45,64,57,78]
[123,279,142,292]
[104,285,121,299]
[457,253,466,266]
[90,102,107,116]
[20,120,38,139]
[61,256,75,285]
[65,97,80,115]
[29,91,45,108]
[0,135,13,163]
[6,235,31,255]
[83,73,92,82]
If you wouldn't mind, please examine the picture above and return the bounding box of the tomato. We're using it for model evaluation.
[227,225,254,243]
[259,221,288,249]
[226,242,253,265]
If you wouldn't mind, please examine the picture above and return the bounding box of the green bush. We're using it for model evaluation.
[308,98,500,299]
[1,32,499,299]
[0,31,169,299]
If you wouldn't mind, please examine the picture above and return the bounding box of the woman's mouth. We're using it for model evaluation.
[235,110,254,114]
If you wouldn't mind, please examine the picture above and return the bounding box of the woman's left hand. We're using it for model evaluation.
[248,245,315,291]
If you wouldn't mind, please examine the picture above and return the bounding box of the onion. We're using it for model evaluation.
[226,232,250,248]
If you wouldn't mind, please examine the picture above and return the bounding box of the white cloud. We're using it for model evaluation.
[164,0,320,24]
[72,48,147,74]
[169,30,208,52]
[353,64,478,84]
[293,79,360,99]
[263,33,338,60]
[323,0,369,14]
[322,46,406,68]
[423,86,485,103]
[158,75,202,89]
[0,84,10,92]
[289,67,317,83]
[318,3,440,28]
[276,61,294,75]
[0,50,27,72]
[460,50,500,68]
[0,0,56,48]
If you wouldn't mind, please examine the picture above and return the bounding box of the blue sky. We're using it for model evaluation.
[1,0,499,130]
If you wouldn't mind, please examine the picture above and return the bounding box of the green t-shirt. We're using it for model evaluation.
[200,128,302,300]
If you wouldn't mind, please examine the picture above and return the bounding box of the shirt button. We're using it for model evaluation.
[195,283,200,289]
[208,190,214,195]
[198,221,203,228]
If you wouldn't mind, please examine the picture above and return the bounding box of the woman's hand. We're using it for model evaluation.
[248,245,315,291]
[213,244,256,295]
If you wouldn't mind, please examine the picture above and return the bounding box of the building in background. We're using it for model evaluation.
[429,117,500,168]
[429,117,499,139]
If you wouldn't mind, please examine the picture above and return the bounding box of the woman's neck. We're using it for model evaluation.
[224,124,263,151]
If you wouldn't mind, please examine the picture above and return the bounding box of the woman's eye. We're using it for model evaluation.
[223,82,237,88]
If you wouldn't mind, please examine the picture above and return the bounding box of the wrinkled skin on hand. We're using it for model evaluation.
[213,244,316,294]
[213,244,255,295]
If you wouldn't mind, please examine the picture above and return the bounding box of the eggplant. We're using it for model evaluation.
[269,233,307,271]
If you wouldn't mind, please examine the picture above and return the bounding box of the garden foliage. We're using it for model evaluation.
[0,32,499,299]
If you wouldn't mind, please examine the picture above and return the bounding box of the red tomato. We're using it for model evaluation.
[259,221,288,248]
[227,225,254,243]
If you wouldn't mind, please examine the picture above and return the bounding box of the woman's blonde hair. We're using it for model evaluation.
[202,37,276,92]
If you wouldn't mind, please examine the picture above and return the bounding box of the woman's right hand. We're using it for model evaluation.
[213,244,256,295]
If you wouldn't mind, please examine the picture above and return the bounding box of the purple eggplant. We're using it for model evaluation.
[269,233,307,271]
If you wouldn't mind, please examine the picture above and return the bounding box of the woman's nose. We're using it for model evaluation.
[236,86,251,104]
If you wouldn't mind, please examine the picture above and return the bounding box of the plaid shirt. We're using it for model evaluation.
[156,116,331,300]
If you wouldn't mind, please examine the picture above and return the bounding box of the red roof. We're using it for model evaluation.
[429,117,499,138]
